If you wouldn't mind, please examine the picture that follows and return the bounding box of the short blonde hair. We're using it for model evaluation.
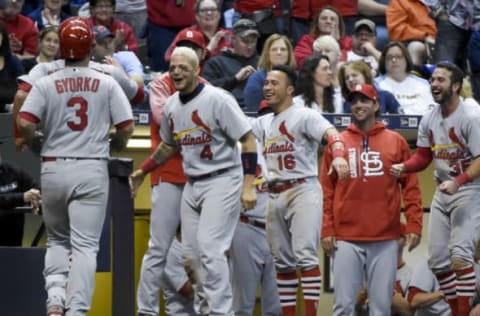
[313,35,340,57]
[171,46,199,69]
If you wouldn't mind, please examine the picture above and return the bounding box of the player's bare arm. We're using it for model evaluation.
[409,289,445,309]
[13,89,29,151]
[321,236,337,257]
[324,127,349,180]
[110,122,135,152]
[239,131,257,210]
[391,292,413,316]
[471,304,480,316]
[405,233,421,252]
[16,117,37,145]
[129,142,178,197]
[439,155,480,195]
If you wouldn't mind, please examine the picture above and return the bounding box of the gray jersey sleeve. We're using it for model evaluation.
[18,60,65,88]
[108,79,134,126]
[408,259,437,292]
[159,95,176,146]
[214,89,251,141]
[301,108,334,143]
[20,83,46,120]
[416,110,434,148]
[103,64,140,101]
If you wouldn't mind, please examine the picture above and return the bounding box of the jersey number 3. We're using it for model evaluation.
[67,96,88,131]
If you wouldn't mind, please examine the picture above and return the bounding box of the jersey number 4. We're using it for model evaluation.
[67,96,88,131]
[200,145,213,160]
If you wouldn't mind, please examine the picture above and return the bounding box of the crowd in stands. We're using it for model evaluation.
[0,0,477,117]
[0,0,478,115]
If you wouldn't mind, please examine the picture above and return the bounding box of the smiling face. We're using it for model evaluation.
[268,39,289,67]
[91,0,114,24]
[430,67,455,105]
[317,9,338,36]
[345,64,366,91]
[39,29,59,59]
[195,0,221,31]
[169,52,199,94]
[350,93,379,124]
[263,70,294,109]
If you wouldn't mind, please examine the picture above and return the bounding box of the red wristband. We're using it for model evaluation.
[332,148,345,159]
[454,172,471,187]
[139,157,160,174]
[327,134,342,147]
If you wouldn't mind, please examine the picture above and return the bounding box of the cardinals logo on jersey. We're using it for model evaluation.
[191,110,211,134]
[172,110,212,145]
[279,121,295,142]
[448,127,466,150]
[263,120,295,154]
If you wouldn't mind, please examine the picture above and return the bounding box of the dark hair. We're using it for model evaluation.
[310,5,345,39]
[0,22,11,58]
[435,62,465,93]
[295,54,335,113]
[378,41,413,75]
[271,64,297,87]
[90,0,116,8]
[39,25,58,41]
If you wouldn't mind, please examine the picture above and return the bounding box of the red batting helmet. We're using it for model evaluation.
[59,17,94,60]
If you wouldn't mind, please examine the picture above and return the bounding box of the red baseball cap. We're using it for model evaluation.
[176,29,206,50]
[165,28,206,61]
[347,83,378,102]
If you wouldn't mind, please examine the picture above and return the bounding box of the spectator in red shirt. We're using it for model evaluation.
[88,0,138,54]
[165,0,232,61]
[0,0,38,58]
[144,0,196,71]
[294,5,351,69]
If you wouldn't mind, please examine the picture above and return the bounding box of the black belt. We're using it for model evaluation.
[267,178,306,193]
[42,157,108,162]
[240,214,266,229]
[188,167,231,182]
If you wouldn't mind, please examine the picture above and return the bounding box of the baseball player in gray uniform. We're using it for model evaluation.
[230,107,281,316]
[17,17,134,316]
[250,65,348,316]
[129,46,257,316]
[407,258,451,316]
[13,17,144,152]
[136,33,208,316]
[391,62,480,316]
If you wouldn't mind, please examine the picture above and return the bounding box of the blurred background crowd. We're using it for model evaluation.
[0,0,478,117]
